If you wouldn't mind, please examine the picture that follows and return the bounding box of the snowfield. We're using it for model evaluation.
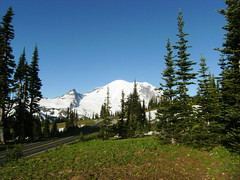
[40,80,162,118]
[40,89,82,109]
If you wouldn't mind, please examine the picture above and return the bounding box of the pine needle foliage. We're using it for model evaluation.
[216,0,240,153]
[173,10,197,103]
[0,7,15,143]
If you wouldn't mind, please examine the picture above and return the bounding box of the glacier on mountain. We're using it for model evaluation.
[39,80,162,118]
[39,89,83,117]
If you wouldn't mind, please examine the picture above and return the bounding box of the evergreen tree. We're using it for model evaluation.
[99,117,112,140]
[43,116,50,138]
[160,39,177,102]
[32,117,42,141]
[95,113,99,119]
[125,81,140,136]
[106,87,111,115]
[124,81,147,137]
[14,49,28,86]
[136,100,147,135]
[117,90,127,138]
[196,55,210,133]
[100,103,108,119]
[120,90,125,121]
[65,108,77,130]
[196,56,223,147]
[173,10,197,103]
[28,45,42,139]
[157,10,197,145]
[14,49,29,140]
[148,96,159,109]
[51,120,59,137]
[193,71,223,148]
[157,100,180,144]
[99,87,112,140]
[100,87,111,119]
[157,39,178,143]
[65,108,71,130]
[217,0,240,153]
[0,7,15,143]
[173,10,197,144]
[29,45,42,115]
[218,54,228,77]
[197,55,210,99]
[204,74,223,146]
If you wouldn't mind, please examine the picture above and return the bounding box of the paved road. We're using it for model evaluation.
[0,125,99,165]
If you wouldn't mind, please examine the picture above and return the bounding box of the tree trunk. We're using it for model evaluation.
[0,107,4,144]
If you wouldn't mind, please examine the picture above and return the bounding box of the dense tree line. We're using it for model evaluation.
[0,7,45,143]
[65,108,78,130]
[122,81,147,137]
[100,81,148,140]
[157,0,240,153]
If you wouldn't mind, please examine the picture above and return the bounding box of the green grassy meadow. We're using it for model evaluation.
[0,137,239,179]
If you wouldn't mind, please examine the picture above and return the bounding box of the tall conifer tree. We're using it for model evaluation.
[99,87,112,139]
[195,56,223,148]
[197,55,209,99]
[29,45,42,115]
[160,39,177,102]
[157,39,178,143]
[163,10,197,144]
[117,90,127,138]
[173,10,197,103]
[28,45,42,139]
[126,81,140,134]
[51,120,59,137]
[0,7,15,143]
[217,0,240,152]
[43,116,50,138]
[14,49,29,140]
[125,81,147,137]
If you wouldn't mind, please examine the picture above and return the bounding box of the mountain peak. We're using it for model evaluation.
[76,80,162,117]
[40,80,162,118]
[39,88,83,113]
[68,89,77,95]
[109,79,128,85]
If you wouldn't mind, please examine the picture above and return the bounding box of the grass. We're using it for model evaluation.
[0,137,239,179]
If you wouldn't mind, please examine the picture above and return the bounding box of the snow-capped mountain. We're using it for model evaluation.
[39,80,162,118]
[40,89,83,117]
[76,80,161,117]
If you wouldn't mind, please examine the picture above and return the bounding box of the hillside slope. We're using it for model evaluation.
[1,137,239,179]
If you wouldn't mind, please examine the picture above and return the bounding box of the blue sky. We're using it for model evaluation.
[1,0,226,98]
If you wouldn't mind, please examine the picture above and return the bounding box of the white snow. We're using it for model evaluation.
[39,80,162,118]
[76,80,162,117]
[146,109,158,121]
[58,128,64,132]
[144,131,159,136]
[40,89,82,109]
